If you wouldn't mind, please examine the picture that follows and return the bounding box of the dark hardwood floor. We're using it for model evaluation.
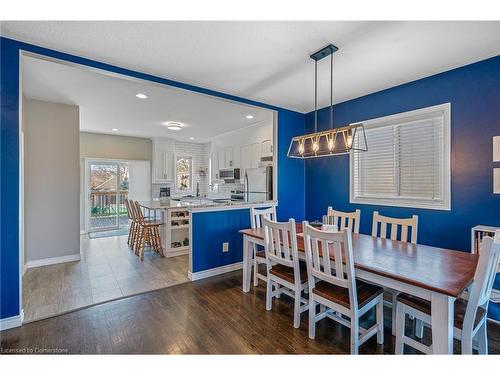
[2,270,499,354]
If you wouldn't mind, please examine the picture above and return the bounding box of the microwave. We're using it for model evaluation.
[219,168,240,181]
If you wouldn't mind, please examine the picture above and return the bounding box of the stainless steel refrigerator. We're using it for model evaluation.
[244,166,273,203]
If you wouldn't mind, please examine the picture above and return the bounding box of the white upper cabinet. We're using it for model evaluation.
[209,120,273,182]
[261,139,273,157]
[152,138,175,183]
[250,142,260,168]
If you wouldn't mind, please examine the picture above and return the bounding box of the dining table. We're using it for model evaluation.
[239,223,479,354]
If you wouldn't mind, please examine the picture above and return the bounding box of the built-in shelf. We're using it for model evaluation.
[171,225,189,230]
[171,245,189,252]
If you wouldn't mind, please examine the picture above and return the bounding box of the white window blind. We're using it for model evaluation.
[350,104,450,210]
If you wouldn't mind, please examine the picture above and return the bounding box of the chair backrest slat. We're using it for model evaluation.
[327,207,361,234]
[263,217,298,270]
[372,211,418,244]
[463,231,500,332]
[302,221,357,307]
[250,206,277,229]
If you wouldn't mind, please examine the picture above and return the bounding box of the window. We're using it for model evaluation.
[350,103,450,210]
[176,155,192,192]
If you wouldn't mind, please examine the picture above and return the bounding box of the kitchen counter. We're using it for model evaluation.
[138,199,277,212]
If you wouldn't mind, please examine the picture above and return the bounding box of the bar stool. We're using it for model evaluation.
[131,200,164,260]
[124,199,137,251]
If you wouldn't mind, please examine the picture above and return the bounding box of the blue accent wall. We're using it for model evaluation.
[305,56,500,252]
[191,209,251,273]
[0,36,305,320]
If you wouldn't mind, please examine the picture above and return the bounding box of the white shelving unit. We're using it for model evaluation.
[165,208,190,257]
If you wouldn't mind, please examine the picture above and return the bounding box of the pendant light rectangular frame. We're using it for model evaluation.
[287,123,368,159]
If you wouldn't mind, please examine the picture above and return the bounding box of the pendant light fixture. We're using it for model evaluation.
[287,44,368,159]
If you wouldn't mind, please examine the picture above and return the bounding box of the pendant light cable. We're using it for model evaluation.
[314,59,318,133]
[330,52,333,129]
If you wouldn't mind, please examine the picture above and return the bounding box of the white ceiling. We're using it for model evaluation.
[3,21,500,113]
[21,55,273,142]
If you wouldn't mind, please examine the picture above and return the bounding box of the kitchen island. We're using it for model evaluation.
[138,199,277,281]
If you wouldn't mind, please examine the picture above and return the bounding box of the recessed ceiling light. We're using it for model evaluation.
[111,128,119,132]
[135,93,148,99]
[189,137,195,140]
[246,114,254,119]
[166,122,183,131]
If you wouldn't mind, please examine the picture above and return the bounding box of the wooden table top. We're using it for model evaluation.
[240,224,478,298]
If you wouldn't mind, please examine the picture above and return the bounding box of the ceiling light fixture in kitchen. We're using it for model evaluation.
[166,122,183,131]
[246,114,254,119]
[135,93,148,99]
[287,44,367,159]
[111,128,119,132]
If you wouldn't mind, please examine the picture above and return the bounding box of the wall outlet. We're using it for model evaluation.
[222,242,229,252]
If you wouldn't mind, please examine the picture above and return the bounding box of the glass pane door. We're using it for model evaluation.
[88,161,129,232]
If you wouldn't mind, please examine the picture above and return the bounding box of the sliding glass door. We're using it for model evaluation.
[87,160,129,232]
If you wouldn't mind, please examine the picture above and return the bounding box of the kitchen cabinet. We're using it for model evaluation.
[152,138,175,183]
[224,147,234,168]
[210,151,219,181]
[217,149,225,171]
[261,139,273,157]
[250,142,260,168]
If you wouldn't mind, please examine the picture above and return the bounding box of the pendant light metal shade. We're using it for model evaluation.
[287,123,368,158]
[287,44,368,159]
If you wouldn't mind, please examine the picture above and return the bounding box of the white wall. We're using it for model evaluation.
[209,120,272,152]
[23,98,80,264]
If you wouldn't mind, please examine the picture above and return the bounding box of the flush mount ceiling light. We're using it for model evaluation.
[165,122,183,131]
[246,114,254,119]
[135,93,148,99]
[288,44,368,159]
[111,128,119,132]
[189,137,195,140]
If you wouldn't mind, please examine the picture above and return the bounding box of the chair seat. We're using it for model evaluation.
[396,293,486,330]
[255,250,266,259]
[312,280,383,309]
[269,261,308,284]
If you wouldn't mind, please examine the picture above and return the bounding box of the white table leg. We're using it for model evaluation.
[242,236,253,293]
[431,293,455,354]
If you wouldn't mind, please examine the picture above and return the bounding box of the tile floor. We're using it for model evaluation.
[22,235,189,322]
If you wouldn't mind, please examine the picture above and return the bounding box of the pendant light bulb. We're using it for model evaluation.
[328,136,335,151]
[312,138,319,153]
[298,141,305,155]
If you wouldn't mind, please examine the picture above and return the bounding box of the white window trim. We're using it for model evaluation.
[174,154,194,194]
[349,103,451,211]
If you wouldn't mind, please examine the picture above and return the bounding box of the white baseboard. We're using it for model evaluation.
[166,248,189,258]
[188,262,242,281]
[0,309,24,331]
[25,254,81,269]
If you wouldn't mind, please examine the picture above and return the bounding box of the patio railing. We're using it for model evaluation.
[90,190,129,218]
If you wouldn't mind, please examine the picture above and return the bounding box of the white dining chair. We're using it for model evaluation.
[327,207,361,233]
[250,206,277,287]
[263,217,309,328]
[302,221,384,354]
[372,211,420,336]
[395,230,500,354]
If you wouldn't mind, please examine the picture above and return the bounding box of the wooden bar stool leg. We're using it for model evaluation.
[155,226,165,257]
